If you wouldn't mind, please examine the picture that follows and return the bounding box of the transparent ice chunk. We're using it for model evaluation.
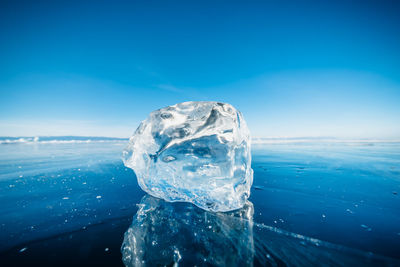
[123,101,253,212]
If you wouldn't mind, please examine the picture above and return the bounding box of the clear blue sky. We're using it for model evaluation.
[1,0,399,138]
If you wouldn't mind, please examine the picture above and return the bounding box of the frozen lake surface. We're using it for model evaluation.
[0,138,399,266]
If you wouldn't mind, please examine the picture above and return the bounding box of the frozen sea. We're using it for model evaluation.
[0,137,399,266]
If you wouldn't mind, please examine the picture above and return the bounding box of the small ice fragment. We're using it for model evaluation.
[361,224,372,231]
[105,248,109,252]
[19,247,27,253]
[346,209,354,214]
[96,195,102,199]
[62,197,69,200]
[322,214,326,218]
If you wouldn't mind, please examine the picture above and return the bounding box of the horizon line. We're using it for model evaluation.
[1,135,400,145]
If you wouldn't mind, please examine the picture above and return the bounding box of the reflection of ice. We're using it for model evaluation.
[121,196,399,267]
[121,195,255,266]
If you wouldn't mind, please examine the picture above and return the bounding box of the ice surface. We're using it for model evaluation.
[121,195,254,267]
[123,101,253,212]
[121,195,398,267]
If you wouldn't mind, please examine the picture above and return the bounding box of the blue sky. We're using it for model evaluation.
[1,0,399,138]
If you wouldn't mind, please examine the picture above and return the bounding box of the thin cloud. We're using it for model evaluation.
[157,84,185,93]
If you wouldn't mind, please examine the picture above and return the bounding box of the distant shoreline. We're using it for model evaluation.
[1,136,399,145]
